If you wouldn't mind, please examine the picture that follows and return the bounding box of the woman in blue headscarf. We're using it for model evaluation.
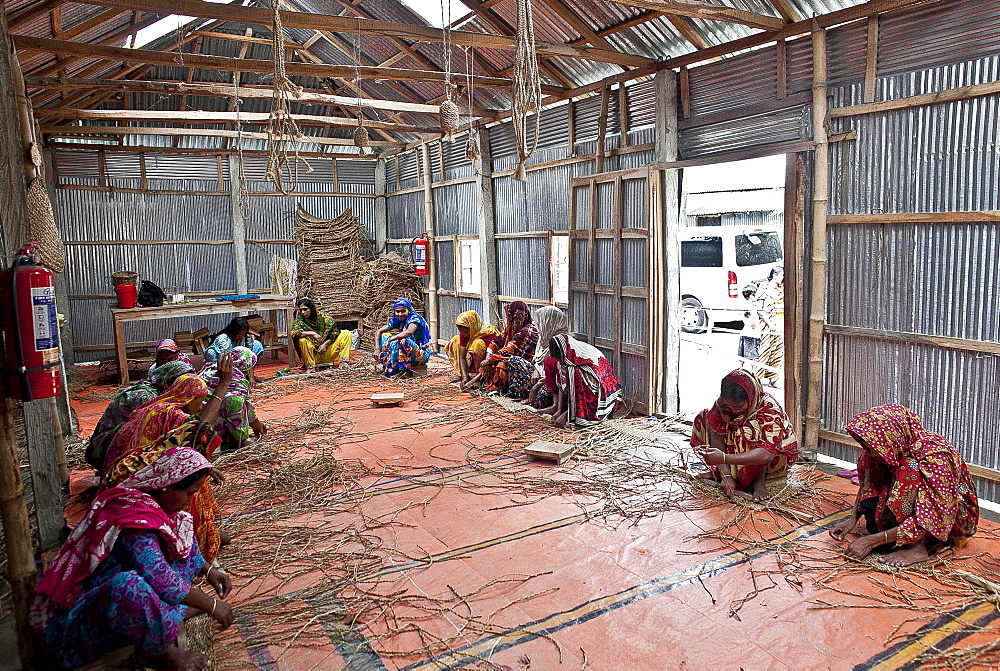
[372,298,432,377]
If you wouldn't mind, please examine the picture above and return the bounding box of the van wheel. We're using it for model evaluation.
[681,297,709,334]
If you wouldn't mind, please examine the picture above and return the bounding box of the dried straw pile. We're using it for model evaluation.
[295,208,424,349]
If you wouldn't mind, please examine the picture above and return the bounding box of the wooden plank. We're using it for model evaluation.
[12,35,517,90]
[776,38,787,99]
[46,141,378,158]
[596,86,610,173]
[618,83,630,146]
[375,158,387,256]
[608,0,785,30]
[679,65,691,119]
[831,78,1000,119]
[613,175,623,374]
[420,144,440,350]
[823,324,1000,356]
[783,152,806,441]
[22,400,66,551]
[829,211,1000,224]
[525,440,576,464]
[863,15,878,103]
[113,315,128,384]
[654,68,680,414]
[474,127,501,326]
[73,0,653,68]
[229,154,248,295]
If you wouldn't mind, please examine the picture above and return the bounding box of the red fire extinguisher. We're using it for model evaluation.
[1,243,62,401]
[413,233,430,276]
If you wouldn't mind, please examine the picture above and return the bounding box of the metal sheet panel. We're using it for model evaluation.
[436,240,456,292]
[595,181,615,229]
[495,237,550,300]
[621,177,648,229]
[594,294,614,340]
[688,46,779,116]
[594,238,614,285]
[571,290,589,333]
[572,239,589,283]
[621,297,646,346]
[679,107,808,158]
[434,182,478,236]
[621,238,647,288]
[492,176,528,234]
[387,191,425,239]
[620,352,648,408]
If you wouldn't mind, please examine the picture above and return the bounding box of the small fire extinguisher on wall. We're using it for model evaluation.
[413,233,429,276]
[1,243,62,401]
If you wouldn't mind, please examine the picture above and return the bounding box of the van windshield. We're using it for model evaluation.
[681,238,723,267]
[736,232,783,267]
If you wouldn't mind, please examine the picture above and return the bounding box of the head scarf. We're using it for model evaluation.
[500,301,533,343]
[32,447,210,625]
[102,374,209,472]
[156,339,180,353]
[846,404,979,544]
[387,297,431,346]
[148,360,195,392]
[533,306,570,368]
[548,333,621,426]
[705,369,798,458]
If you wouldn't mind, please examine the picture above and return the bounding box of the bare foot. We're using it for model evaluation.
[879,543,930,567]
[695,470,717,480]
[147,647,209,671]
[304,367,315,374]
[752,479,770,501]
[449,376,462,383]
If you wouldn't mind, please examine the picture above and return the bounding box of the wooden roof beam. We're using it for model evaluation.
[533,0,615,50]
[73,0,653,68]
[12,35,529,89]
[607,0,785,31]
[7,0,66,32]
[16,6,129,60]
[40,124,404,146]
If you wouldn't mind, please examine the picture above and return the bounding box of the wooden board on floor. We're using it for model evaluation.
[371,392,405,407]
[525,440,576,465]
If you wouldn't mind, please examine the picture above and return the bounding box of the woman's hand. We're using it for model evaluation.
[253,422,268,439]
[211,599,234,629]
[209,468,225,486]
[845,533,884,561]
[217,352,234,384]
[697,448,726,466]
[317,340,330,354]
[206,567,232,598]
[719,474,736,498]
[829,517,858,541]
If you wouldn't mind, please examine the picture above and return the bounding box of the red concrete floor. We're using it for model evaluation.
[67,354,1000,671]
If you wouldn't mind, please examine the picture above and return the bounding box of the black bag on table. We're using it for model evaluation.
[137,280,166,307]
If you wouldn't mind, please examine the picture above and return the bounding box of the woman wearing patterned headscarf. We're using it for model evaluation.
[524,306,569,408]
[372,297,432,377]
[147,339,192,377]
[199,346,267,450]
[32,448,233,670]
[445,311,500,389]
[472,301,538,398]
[692,369,798,502]
[829,405,979,567]
[86,360,195,471]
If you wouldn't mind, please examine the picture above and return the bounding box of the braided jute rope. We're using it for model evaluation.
[511,0,541,181]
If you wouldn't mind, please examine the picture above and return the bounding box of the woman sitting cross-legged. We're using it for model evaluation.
[199,346,268,451]
[372,298,432,378]
[540,333,621,428]
[469,301,538,398]
[103,356,235,564]
[86,360,195,473]
[290,298,353,373]
[30,447,234,671]
[829,404,979,567]
[445,310,500,389]
[692,369,798,502]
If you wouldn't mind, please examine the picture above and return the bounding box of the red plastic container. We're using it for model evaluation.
[115,283,137,309]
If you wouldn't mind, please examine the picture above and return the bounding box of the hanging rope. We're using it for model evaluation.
[463,46,480,162]
[265,1,305,194]
[511,0,541,181]
[352,18,371,155]
[438,0,460,141]
[232,72,250,220]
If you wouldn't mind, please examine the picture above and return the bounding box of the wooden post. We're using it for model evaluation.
[566,98,576,157]
[0,13,39,665]
[473,126,500,325]
[679,65,692,119]
[23,398,66,549]
[804,22,829,459]
[653,68,680,414]
[863,16,879,103]
[617,84,630,147]
[776,39,788,100]
[228,153,248,294]
[596,85,609,173]
[419,143,439,348]
[783,152,807,441]
[374,157,387,256]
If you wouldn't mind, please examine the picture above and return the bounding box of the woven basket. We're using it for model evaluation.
[26,176,65,273]
[111,271,138,289]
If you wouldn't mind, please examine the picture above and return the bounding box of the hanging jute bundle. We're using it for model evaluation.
[26,171,64,273]
[265,2,305,194]
[353,124,370,154]
[511,0,541,181]
[439,99,460,141]
[465,131,481,162]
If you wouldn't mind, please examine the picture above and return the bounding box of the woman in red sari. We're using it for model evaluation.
[103,357,234,563]
[692,369,798,501]
[542,333,621,428]
[473,301,538,398]
[829,404,979,567]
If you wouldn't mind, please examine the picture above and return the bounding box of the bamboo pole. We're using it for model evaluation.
[0,399,38,667]
[419,143,439,349]
[804,21,828,459]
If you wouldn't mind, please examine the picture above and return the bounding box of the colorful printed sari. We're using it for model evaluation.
[549,334,621,426]
[846,404,978,547]
[200,346,258,442]
[445,310,500,375]
[146,339,192,378]
[690,369,798,490]
[483,302,539,398]
[31,448,211,668]
[86,361,194,470]
[291,308,352,367]
[379,297,432,376]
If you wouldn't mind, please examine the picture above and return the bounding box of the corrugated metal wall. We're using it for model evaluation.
[819,0,1000,501]
[53,150,377,362]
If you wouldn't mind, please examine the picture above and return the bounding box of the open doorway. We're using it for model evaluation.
[677,155,787,415]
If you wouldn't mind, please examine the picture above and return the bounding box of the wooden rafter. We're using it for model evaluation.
[534,0,615,50]
[40,125,404,146]
[12,36,533,90]
[6,0,66,32]
[72,0,654,68]
[608,0,785,31]
[766,0,801,23]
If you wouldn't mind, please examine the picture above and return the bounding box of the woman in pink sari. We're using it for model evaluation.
[31,448,234,670]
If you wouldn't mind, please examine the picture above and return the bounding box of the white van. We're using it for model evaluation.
[680,227,783,333]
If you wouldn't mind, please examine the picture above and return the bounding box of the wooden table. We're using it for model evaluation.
[111,294,296,384]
